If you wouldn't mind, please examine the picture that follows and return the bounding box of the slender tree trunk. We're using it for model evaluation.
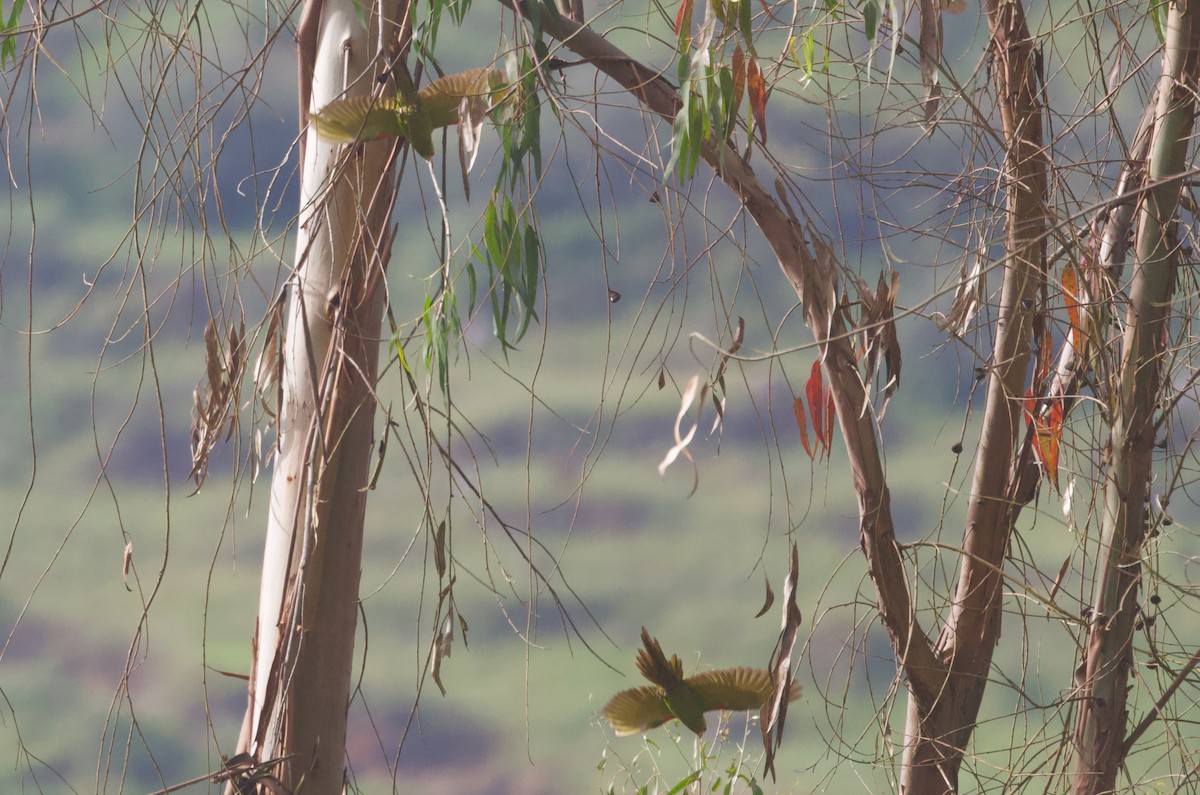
[899,0,1047,790]
[1071,4,1200,791]
[229,1,405,791]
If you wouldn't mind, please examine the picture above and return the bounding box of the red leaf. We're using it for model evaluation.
[806,360,833,457]
[793,395,813,458]
[674,0,693,36]
[747,56,767,145]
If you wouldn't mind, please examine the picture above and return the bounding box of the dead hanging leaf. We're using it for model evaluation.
[658,374,705,496]
[1049,553,1071,602]
[761,541,802,780]
[747,56,767,144]
[657,368,667,390]
[430,612,456,696]
[190,319,247,491]
[254,297,284,419]
[457,89,490,201]
[936,254,985,336]
[1033,324,1054,389]
[457,611,470,649]
[433,520,448,579]
[792,394,813,458]
[122,540,133,591]
[856,271,902,417]
[805,360,835,458]
[918,0,943,128]
[755,571,775,618]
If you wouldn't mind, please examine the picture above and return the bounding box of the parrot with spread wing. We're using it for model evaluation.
[602,627,800,736]
[310,66,502,159]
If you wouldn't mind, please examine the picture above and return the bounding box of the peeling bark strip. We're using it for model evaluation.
[1070,3,1200,792]
[229,1,410,793]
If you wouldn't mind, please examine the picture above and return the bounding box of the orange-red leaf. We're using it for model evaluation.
[674,0,693,36]
[732,45,746,120]
[747,56,767,145]
[792,395,813,458]
[805,360,834,457]
[1024,392,1063,492]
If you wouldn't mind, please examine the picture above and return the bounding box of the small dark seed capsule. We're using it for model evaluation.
[974,367,986,381]
[952,442,963,454]
[1163,515,1174,526]
[1150,594,1162,605]
[1146,616,1156,628]
[1135,620,1144,631]
[1021,298,1034,310]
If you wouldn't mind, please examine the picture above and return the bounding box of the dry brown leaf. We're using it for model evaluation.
[918,0,943,127]
[761,542,802,779]
[430,612,455,696]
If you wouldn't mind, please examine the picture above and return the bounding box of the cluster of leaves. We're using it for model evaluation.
[667,0,767,180]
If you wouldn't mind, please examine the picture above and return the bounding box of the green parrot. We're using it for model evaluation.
[602,627,801,736]
[310,67,501,159]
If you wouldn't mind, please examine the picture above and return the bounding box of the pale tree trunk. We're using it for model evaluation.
[229,0,406,791]
[1071,4,1200,791]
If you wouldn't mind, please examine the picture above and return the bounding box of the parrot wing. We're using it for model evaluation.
[687,667,799,712]
[602,685,674,736]
[418,67,501,129]
[310,96,411,144]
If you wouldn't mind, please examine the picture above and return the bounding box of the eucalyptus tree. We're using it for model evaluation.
[3,0,1200,790]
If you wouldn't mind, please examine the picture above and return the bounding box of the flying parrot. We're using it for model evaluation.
[310,66,502,159]
[602,627,801,736]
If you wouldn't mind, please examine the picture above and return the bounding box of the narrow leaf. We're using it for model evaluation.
[755,572,775,618]
[792,395,812,458]
[806,360,829,457]
[674,0,693,36]
[747,56,767,144]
